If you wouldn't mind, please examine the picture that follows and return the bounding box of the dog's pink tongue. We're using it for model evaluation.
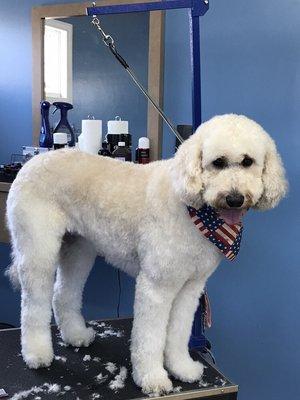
[218,209,244,225]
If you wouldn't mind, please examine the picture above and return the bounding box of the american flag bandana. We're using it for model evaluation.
[187,204,243,261]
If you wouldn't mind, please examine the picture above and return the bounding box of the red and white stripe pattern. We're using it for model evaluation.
[187,204,243,261]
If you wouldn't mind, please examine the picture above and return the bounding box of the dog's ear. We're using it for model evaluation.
[171,136,204,208]
[255,138,288,210]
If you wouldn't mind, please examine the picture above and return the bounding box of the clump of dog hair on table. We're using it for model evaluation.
[54,355,67,362]
[105,361,117,374]
[108,366,128,391]
[10,383,61,400]
[95,373,108,384]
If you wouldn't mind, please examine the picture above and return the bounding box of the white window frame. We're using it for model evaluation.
[44,19,73,103]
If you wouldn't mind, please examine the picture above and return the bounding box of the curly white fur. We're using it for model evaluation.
[5,114,287,395]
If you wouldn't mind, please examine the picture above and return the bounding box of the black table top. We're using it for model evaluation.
[0,318,238,399]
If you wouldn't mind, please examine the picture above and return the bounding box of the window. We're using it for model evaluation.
[44,19,73,103]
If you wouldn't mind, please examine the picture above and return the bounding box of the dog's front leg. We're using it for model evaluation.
[164,277,205,382]
[131,271,179,395]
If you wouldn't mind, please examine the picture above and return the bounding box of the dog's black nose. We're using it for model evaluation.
[226,193,244,208]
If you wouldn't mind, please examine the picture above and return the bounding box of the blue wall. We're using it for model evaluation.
[163,2,300,400]
[1,1,300,400]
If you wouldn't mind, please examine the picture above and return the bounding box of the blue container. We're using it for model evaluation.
[39,101,53,148]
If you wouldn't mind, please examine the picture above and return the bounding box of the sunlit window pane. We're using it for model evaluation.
[44,20,72,102]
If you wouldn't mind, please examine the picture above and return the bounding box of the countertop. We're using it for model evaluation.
[0,181,11,192]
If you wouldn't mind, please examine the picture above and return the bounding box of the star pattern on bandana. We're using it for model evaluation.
[187,204,243,261]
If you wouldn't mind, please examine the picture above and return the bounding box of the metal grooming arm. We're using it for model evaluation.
[86,0,209,131]
[86,0,210,351]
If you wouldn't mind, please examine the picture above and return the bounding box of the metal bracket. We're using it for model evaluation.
[192,0,209,17]
[87,0,209,17]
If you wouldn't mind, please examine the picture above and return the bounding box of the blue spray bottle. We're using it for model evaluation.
[39,101,53,148]
[53,102,75,147]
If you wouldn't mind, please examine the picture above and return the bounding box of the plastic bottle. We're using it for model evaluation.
[39,101,53,148]
[112,142,132,162]
[106,116,131,153]
[53,132,68,150]
[98,142,112,157]
[53,102,75,146]
[136,137,150,164]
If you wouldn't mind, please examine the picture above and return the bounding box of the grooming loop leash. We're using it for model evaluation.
[91,12,184,144]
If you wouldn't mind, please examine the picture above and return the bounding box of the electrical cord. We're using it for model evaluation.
[116,269,122,318]
[0,322,15,330]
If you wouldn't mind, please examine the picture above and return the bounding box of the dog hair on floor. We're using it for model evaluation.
[6,114,287,395]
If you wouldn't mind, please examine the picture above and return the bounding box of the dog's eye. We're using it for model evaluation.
[212,157,227,169]
[241,156,254,167]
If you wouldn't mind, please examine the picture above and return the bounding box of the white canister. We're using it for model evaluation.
[81,119,102,155]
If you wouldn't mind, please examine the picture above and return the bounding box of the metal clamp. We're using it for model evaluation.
[91,16,115,48]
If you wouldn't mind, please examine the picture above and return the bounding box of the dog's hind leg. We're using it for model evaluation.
[11,207,65,369]
[53,235,97,347]
[164,277,205,382]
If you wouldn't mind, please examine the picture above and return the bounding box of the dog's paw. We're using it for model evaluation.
[22,339,54,369]
[133,368,173,396]
[23,350,54,369]
[60,325,95,347]
[167,357,204,383]
[22,330,54,369]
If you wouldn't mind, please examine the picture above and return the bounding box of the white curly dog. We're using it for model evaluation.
[6,114,287,395]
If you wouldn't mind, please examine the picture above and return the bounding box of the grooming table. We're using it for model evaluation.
[0,318,238,399]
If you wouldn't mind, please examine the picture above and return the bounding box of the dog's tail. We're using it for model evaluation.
[5,252,21,290]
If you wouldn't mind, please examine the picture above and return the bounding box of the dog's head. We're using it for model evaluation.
[172,114,287,224]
